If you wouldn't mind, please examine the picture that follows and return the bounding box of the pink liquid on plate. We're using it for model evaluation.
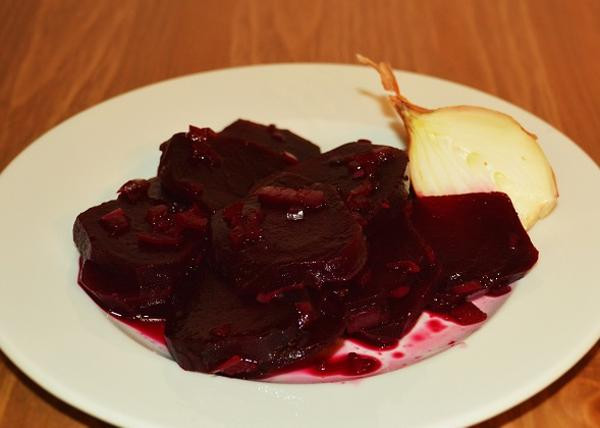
[81,261,513,383]
[106,295,510,383]
[118,318,166,346]
[308,352,382,377]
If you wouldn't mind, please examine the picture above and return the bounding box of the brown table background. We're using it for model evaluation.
[1,0,599,426]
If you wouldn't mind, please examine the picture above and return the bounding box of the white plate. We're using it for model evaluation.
[1,64,599,427]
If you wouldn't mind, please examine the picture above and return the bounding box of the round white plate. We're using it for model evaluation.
[1,64,598,428]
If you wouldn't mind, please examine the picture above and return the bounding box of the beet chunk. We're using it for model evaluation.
[157,128,290,212]
[411,192,539,313]
[78,259,173,320]
[220,119,320,163]
[287,141,409,229]
[165,269,344,379]
[73,178,207,319]
[338,206,439,348]
[255,185,326,209]
[212,173,368,297]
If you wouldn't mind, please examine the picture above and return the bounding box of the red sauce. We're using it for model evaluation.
[118,317,166,346]
[309,352,382,377]
[411,333,427,342]
[487,285,512,297]
[426,318,447,333]
[438,302,488,326]
[347,337,398,351]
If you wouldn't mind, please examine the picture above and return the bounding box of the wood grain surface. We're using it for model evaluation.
[1,0,599,426]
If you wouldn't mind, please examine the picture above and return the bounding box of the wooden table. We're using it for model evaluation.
[1,1,599,426]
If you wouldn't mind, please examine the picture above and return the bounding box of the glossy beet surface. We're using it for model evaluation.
[165,269,344,378]
[73,179,207,318]
[220,119,320,162]
[411,193,539,313]
[158,128,290,211]
[74,122,541,380]
[339,207,439,348]
[78,259,173,319]
[212,173,368,297]
[288,140,409,229]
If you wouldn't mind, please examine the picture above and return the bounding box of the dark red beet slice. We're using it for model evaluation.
[78,259,172,320]
[212,173,368,297]
[287,140,409,229]
[165,269,344,379]
[337,206,439,348]
[118,179,151,203]
[411,192,539,313]
[157,129,290,211]
[220,119,320,163]
[255,186,326,209]
[73,178,208,319]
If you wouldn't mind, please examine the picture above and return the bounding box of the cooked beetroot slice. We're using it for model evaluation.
[220,119,320,163]
[174,206,208,231]
[187,126,221,166]
[287,141,409,229]
[212,173,368,296]
[136,231,182,248]
[338,207,439,347]
[411,192,539,313]
[78,259,172,319]
[145,204,170,228]
[118,179,151,203]
[73,178,207,319]
[99,208,130,235]
[255,185,325,209]
[165,270,344,379]
[157,130,290,212]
